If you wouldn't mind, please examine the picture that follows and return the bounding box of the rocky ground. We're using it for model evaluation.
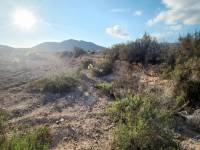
[0,54,114,150]
[0,54,199,149]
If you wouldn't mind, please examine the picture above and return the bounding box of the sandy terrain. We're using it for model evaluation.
[0,54,114,150]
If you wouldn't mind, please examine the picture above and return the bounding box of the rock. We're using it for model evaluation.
[60,118,64,122]
[56,118,64,125]
[56,120,60,124]
[183,109,200,130]
[84,92,89,96]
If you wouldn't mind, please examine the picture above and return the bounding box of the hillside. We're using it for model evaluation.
[32,39,105,53]
[0,33,200,150]
[0,45,14,56]
[0,39,104,57]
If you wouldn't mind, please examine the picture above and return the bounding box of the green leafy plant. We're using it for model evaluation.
[2,127,50,150]
[30,75,79,94]
[90,58,113,77]
[175,95,186,107]
[0,109,8,149]
[96,82,113,96]
[73,47,87,58]
[107,94,178,150]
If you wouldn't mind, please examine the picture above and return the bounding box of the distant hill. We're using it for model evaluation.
[0,45,14,55]
[0,39,104,56]
[31,39,105,53]
[0,45,14,50]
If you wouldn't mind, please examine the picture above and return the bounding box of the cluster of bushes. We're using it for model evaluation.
[0,109,8,147]
[179,32,200,57]
[0,109,50,150]
[97,31,200,149]
[30,74,79,94]
[73,47,87,58]
[96,81,113,97]
[103,33,168,65]
[59,47,87,58]
[163,32,200,105]
[102,31,200,106]
[2,127,50,150]
[107,94,178,150]
[89,58,113,77]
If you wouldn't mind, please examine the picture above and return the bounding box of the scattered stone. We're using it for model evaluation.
[180,109,200,130]
[60,118,64,122]
[55,118,65,125]
[84,92,89,96]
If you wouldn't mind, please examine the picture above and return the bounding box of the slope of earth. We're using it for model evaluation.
[0,54,114,150]
[0,53,199,150]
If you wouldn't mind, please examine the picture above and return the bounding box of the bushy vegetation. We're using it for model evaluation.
[107,94,178,150]
[73,47,87,58]
[1,127,50,150]
[59,51,73,58]
[96,81,113,96]
[163,32,200,105]
[30,74,79,94]
[179,32,200,57]
[101,31,200,150]
[60,47,87,58]
[90,58,113,77]
[102,31,200,105]
[103,33,167,65]
[0,109,8,149]
[0,109,50,150]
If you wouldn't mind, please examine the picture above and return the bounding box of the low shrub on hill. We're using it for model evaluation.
[73,47,87,58]
[0,109,50,150]
[30,74,79,94]
[1,127,50,150]
[102,33,167,65]
[90,58,113,77]
[107,94,178,150]
[0,109,8,148]
[160,31,200,106]
[171,57,200,105]
[96,81,113,96]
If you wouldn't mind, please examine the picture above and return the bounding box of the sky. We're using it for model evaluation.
[0,0,200,48]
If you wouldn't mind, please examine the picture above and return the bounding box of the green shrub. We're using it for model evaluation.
[2,127,50,150]
[0,108,50,150]
[96,82,113,96]
[172,57,200,104]
[102,46,120,61]
[179,31,200,57]
[0,109,8,148]
[73,47,87,58]
[107,94,178,150]
[183,81,200,104]
[90,59,113,77]
[59,51,73,58]
[103,33,165,65]
[30,75,79,94]
[175,95,186,107]
[174,79,200,105]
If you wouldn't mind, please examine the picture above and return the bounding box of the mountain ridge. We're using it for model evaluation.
[0,39,105,53]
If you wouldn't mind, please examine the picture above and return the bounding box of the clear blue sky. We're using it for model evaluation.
[0,0,200,47]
